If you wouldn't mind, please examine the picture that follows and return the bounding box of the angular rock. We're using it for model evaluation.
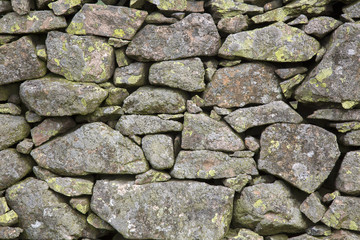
[25,111,42,123]
[0,103,21,115]
[335,151,360,194]
[46,177,94,197]
[122,86,187,114]
[295,23,360,105]
[69,197,90,214]
[171,150,258,179]
[186,0,204,12]
[182,113,245,152]
[231,150,255,158]
[87,213,114,231]
[114,62,148,87]
[20,76,108,116]
[322,196,360,231]
[147,0,186,11]
[135,169,171,185]
[145,12,177,24]
[115,48,132,68]
[0,227,23,239]
[91,179,234,239]
[31,122,149,176]
[33,166,58,181]
[149,58,205,92]
[306,225,331,237]
[322,191,341,204]
[50,0,82,15]
[280,74,306,98]
[0,11,67,34]
[300,193,326,223]
[126,13,220,61]
[343,1,360,18]
[67,4,147,39]
[245,136,260,152]
[187,100,202,113]
[75,106,123,123]
[31,117,76,146]
[104,87,129,106]
[142,134,174,170]
[116,115,182,136]
[308,109,360,121]
[288,234,318,240]
[275,66,308,79]
[0,197,9,215]
[324,230,360,239]
[219,59,242,67]
[0,115,30,150]
[224,101,303,133]
[0,36,46,85]
[303,16,342,38]
[219,22,320,62]
[5,178,99,239]
[229,228,264,240]
[11,0,33,15]
[108,38,130,48]
[209,0,263,19]
[0,210,18,226]
[233,181,308,235]
[16,138,34,154]
[330,121,360,133]
[46,31,115,83]
[258,123,340,193]
[217,15,249,34]
[203,63,282,108]
[341,130,360,146]
[223,174,251,192]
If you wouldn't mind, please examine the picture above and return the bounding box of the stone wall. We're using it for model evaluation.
[0,0,360,239]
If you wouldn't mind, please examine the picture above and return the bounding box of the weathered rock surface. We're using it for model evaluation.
[91,179,234,239]
[343,1,360,18]
[0,103,21,115]
[0,149,33,190]
[300,193,326,223]
[208,0,263,19]
[335,151,360,195]
[16,138,34,154]
[30,122,149,176]
[203,63,282,108]
[122,86,187,114]
[233,181,308,235]
[295,23,360,105]
[0,11,67,34]
[0,227,23,239]
[340,130,360,146]
[46,31,115,83]
[142,134,174,170]
[149,58,205,92]
[223,174,252,192]
[258,123,340,193]
[308,109,360,121]
[6,177,99,239]
[171,150,258,179]
[147,0,187,11]
[50,0,82,15]
[11,0,32,15]
[126,13,221,61]
[116,115,182,136]
[67,4,148,39]
[135,169,171,185]
[114,62,147,87]
[0,115,30,150]
[275,67,308,79]
[219,22,320,62]
[69,197,90,214]
[182,113,245,152]
[46,177,94,197]
[322,196,360,231]
[217,15,249,34]
[0,36,46,85]
[20,76,108,116]
[303,16,342,38]
[224,101,303,133]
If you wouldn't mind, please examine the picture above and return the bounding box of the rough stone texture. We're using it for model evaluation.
[30,122,149,176]
[91,179,234,240]
[303,16,342,38]
[67,4,148,40]
[335,151,360,195]
[0,197,9,215]
[222,174,252,192]
[324,230,360,239]
[147,0,187,11]
[114,62,148,87]
[126,13,221,61]
[11,0,32,15]
[46,177,94,197]
[217,15,249,34]
[295,23,360,105]
[122,86,187,114]
[16,138,34,154]
[0,36,46,85]
[0,1,12,14]
[306,225,331,237]
[341,130,360,146]
[46,31,115,83]
[135,169,171,185]
[275,67,308,79]
[20,76,108,116]
[142,134,174,170]
[280,74,306,98]
[322,196,360,231]
[233,181,308,235]
[0,103,21,115]
[87,212,114,231]
[171,150,258,179]
[219,22,320,62]
[145,12,177,24]
[258,123,340,193]
[0,227,23,239]
[69,197,90,214]
[115,48,132,67]
[105,87,129,106]
[116,115,182,136]
[343,1,360,18]
[308,109,360,121]
[330,121,360,133]
[31,117,76,146]
[149,58,205,92]
[33,166,58,181]
[224,101,303,133]
[181,113,245,152]
[75,106,123,123]
[0,149,33,190]
[208,0,263,19]
[50,0,82,15]
[0,11,67,34]
[0,115,30,150]
[203,63,282,108]
[5,177,99,239]
[300,193,326,223]
[228,228,264,240]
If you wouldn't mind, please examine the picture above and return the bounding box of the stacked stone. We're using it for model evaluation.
[0,0,360,239]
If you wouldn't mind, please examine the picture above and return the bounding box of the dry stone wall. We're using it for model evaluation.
[0,0,360,239]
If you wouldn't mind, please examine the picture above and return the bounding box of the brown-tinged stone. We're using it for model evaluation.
[11,0,33,15]
[145,12,177,24]
[147,0,187,11]
[217,15,249,34]
[203,63,282,108]
[16,138,34,154]
[303,16,342,38]
[114,63,148,87]
[300,193,326,223]
[0,227,23,239]
[186,0,204,12]
[245,136,260,152]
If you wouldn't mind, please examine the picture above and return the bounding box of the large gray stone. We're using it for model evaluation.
[0,36,46,85]
[91,179,234,240]
[0,115,30,150]
[30,122,149,176]
[142,134,174,170]
[218,22,320,62]
[258,123,340,193]
[0,149,33,190]
[20,76,108,116]
[335,151,360,195]
[126,13,221,61]
[6,178,100,239]
[308,109,360,121]
[46,31,115,83]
